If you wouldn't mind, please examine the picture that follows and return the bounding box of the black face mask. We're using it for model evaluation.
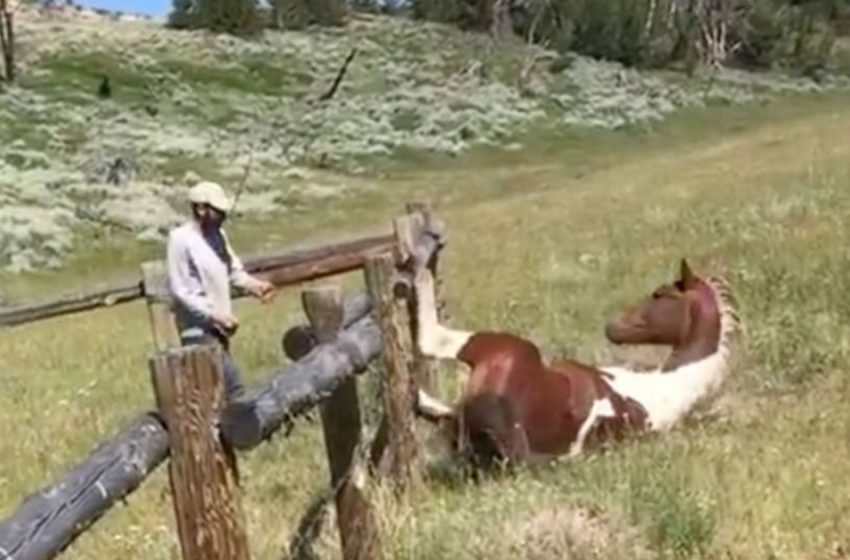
[212,208,227,226]
[201,206,226,227]
[199,206,232,271]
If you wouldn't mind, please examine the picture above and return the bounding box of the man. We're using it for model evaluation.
[166,181,275,399]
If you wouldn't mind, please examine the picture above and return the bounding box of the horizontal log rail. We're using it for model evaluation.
[0,284,143,329]
[221,313,383,451]
[0,413,170,560]
[0,232,394,329]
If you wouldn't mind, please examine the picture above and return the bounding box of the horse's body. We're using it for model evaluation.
[413,258,738,467]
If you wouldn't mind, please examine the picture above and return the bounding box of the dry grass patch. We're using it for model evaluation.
[499,504,653,560]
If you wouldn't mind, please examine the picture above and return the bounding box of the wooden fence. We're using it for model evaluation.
[0,202,447,560]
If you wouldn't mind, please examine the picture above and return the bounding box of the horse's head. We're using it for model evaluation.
[605,258,715,347]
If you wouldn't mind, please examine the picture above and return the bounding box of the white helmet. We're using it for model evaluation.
[188,181,233,213]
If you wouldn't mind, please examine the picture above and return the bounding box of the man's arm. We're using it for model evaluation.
[222,231,269,295]
[166,229,215,320]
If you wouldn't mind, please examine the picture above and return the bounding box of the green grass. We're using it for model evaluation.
[159,56,312,97]
[28,52,153,106]
[2,90,850,560]
[16,49,315,132]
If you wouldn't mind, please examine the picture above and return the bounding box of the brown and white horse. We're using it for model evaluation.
[413,258,739,468]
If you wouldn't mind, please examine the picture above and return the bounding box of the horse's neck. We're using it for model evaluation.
[641,305,729,423]
[601,339,729,432]
[662,297,722,372]
[661,337,718,372]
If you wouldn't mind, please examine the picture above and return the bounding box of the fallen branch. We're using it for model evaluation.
[317,48,357,102]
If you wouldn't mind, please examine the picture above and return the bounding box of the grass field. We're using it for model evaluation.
[2,90,850,560]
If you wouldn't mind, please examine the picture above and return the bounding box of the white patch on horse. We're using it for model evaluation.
[600,353,728,431]
[414,267,472,360]
[417,388,454,418]
[600,276,738,431]
[569,398,616,457]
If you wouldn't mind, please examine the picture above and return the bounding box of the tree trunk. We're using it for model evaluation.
[645,0,658,36]
[0,0,15,83]
[270,0,285,28]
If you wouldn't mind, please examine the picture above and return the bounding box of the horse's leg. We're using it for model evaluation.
[460,393,530,468]
[412,266,473,361]
[568,397,617,457]
[500,419,531,465]
[408,265,474,427]
[416,388,454,421]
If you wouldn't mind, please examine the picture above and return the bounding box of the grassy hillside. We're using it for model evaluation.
[3,89,850,559]
[3,6,850,560]
[2,4,849,281]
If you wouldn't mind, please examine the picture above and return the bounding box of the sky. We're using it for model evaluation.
[77,0,171,17]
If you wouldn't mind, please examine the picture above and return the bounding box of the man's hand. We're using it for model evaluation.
[252,279,277,304]
[212,311,239,333]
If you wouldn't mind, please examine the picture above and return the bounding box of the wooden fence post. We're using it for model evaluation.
[141,261,180,351]
[406,202,446,325]
[364,252,421,489]
[396,205,443,396]
[149,345,250,560]
[302,285,379,560]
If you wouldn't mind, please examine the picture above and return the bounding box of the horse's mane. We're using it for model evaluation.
[703,274,741,362]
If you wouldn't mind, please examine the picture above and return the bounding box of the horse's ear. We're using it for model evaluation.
[679,258,697,289]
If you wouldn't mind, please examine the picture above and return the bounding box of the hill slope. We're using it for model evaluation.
[2,82,850,559]
[1,4,848,278]
[3,9,850,560]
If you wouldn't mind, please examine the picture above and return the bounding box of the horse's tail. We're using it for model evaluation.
[453,393,530,469]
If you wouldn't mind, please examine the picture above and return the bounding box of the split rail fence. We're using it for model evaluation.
[0,202,447,560]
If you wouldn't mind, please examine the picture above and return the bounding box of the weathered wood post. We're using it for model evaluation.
[142,260,250,560]
[364,251,422,489]
[149,346,251,560]
[302,285,379,560]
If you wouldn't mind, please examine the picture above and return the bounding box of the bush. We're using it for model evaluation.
[269,0,347,29]
[167,0,263,36]
[168,0,196,29]
[412,0,846,75]
[200,0,263,35]
[727,0,839,73]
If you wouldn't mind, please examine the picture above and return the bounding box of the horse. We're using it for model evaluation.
[412,256,739,469]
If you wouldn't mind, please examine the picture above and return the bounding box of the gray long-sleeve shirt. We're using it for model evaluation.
[166,220,262,339]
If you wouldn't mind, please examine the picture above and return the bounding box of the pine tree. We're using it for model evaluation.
[270,0,346,29]
[198,0,261,36]
[168,0,196,29]
[168,0,261,36]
